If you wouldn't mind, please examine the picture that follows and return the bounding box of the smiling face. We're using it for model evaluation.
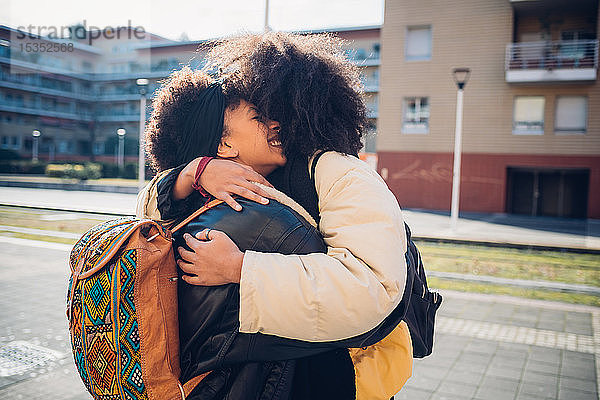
[218,99,286,176]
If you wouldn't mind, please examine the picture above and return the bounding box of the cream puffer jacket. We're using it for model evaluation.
[239,151,408,341]
[138,151,408,341]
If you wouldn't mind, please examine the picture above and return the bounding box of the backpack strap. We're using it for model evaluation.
[179,371,212,398]
[309,150,328,184]
[170,198,224,234]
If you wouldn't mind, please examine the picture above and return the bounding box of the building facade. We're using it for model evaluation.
[378,0,599,218]
[0,25,380,163]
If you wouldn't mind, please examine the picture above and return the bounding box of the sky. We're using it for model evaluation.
[3,0,385,41]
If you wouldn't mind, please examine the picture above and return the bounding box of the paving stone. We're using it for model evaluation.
[525,360,561,376]
[539,310,566,320]
[563,350,595,364]
[565,323,594,336]
[452,359,490,373]
[429,393,471,400]
[515,395,554,400]
[522,370,559,386]
[565,312,592,323]
[394,387,432,400]
[405,372,443,390]
[536,320,566,332]
[562,358,596,373]
[519,381,558,398]
[464,339,499,355]
[497,341,530,352]
[528,347,562,365]
[479,375,521,392]
[433,380,477,399]
[485,365,524,380]
[0,376,19,390]
[560,364,597,381]
[459,352,494,365]
[474,385,518,400]
[424,353,457,368]
[559,375,598,394]
[489,355,527,369]
[444,368,484,386]
[558,387,597,400]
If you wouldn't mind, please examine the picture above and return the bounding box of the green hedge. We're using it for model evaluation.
[0,149,21,161]
[45,163,102,180]
[0,159,149,180]
[0,161,47,174]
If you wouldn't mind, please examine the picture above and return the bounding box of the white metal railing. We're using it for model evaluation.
[505,40,598,70]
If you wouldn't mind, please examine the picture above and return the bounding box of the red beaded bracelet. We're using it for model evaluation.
[191,156,214,197]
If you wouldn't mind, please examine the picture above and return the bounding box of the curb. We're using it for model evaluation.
[414,235,600,255]
[0,180,139,194]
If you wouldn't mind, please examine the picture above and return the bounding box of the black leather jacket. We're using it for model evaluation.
[173,197,410,400]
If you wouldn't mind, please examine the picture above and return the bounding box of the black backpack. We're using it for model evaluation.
[309,151,442,358]
[403,223,442,358]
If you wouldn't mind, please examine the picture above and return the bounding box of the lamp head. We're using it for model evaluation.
[32,130,41,137]
[136,78,149,95]
[452,68,471,90]
[117,128,126,137]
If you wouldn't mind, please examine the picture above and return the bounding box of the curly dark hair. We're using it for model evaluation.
[204,32,367,158]
[145,67,240,171]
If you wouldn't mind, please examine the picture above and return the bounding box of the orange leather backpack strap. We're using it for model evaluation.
[181,371,212,398]
[171,199,224,234]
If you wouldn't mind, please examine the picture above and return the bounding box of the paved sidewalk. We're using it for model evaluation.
[0,238,598,399]
[1,186,599,250]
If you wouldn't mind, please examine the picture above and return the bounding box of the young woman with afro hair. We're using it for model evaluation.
[137,32,413,399]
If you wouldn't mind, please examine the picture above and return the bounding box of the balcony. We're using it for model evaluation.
[0,100,92,121]
[505,40,598,83]
[361,76,379,92]
[366,105,378,119]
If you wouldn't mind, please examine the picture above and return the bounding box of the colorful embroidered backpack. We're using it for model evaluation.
[66,200,221,400]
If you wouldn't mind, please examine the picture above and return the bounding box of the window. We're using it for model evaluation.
[402,97,429,134]
[57,140,72,154]
[405,26,432,61]
[373,43,380,57]
[93,141,105,155]
[513,96,545,134]
[1,136,20,150]
[555,96,587,134]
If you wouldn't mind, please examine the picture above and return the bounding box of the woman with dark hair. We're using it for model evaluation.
[173,32,408,340]
[137,32,412,400]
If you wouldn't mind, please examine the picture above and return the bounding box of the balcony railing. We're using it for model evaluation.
[361,76,379,92]
[505,40,598,82]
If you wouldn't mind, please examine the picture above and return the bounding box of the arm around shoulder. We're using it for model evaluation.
[239,152,408,341]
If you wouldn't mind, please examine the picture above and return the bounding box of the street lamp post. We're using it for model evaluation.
[32,130,41,162]
[136,78,149,189]
[264,0,270,31]
[450,68,470,230]
[117,128,126,169]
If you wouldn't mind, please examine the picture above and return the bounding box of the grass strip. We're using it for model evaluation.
[429,277,600,307]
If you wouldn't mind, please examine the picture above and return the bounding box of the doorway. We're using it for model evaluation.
[506,167,589,218]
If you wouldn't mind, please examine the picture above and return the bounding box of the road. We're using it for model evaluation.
[0,238,597,399]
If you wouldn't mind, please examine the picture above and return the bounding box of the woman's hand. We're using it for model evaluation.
[175,158,275,211]
[177,229,243,286]
[200,159,274,211]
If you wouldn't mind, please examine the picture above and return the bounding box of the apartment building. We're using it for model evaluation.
[0,25,380,162]
[378,0,599,219]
